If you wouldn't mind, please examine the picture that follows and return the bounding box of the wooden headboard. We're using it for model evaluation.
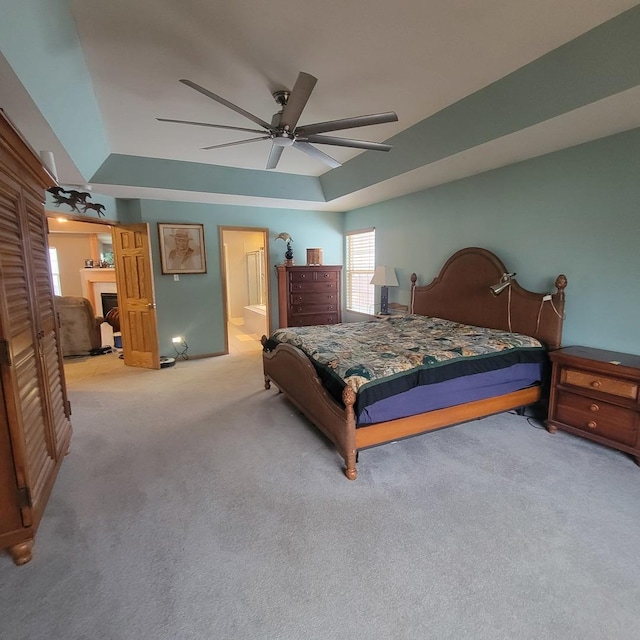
[410,247,567,350]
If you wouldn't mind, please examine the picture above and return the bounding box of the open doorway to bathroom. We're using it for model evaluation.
[220,227,270,354]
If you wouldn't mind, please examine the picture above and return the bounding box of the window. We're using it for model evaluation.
[48,247,62,295]
[345,228,375,314]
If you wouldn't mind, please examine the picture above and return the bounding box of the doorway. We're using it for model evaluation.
[47,215,117,349]
[48,216,160,370]
[220,227,270,354]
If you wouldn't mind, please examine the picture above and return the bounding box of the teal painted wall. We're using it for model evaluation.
[91,154,326,203]
[133,200,343,356]
[0,0,110,179]
[345,127,640,355]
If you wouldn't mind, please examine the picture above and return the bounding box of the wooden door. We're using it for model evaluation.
[112,224,160,369]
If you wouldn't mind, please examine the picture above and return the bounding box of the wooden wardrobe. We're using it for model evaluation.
[0,110,72,565]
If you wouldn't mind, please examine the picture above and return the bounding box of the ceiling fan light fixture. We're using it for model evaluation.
[272,135,295,147]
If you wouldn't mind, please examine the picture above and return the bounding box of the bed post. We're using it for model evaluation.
[410,273,418,314]
[260,336,271,389]
[342,386,358,480]
[548,274,568,350]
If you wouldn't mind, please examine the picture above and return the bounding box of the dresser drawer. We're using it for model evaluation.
[562,368,638,400]
[290,292,338,305]
[289,313,340,327]
[289,270,338,283]
[555,390,638,446]
[290,303,338,315]
[290,281,338,293]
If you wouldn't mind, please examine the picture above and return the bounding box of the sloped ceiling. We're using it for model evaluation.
[1,0,640,211]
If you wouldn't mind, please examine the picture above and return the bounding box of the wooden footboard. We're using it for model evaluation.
[262,337,541,479]
[262,338,357,477]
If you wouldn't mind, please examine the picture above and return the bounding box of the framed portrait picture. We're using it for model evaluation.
[158,223,207,274]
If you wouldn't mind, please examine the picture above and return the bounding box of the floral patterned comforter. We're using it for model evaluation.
[270,315,544,396]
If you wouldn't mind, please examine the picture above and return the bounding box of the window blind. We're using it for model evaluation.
[345,229,375,314]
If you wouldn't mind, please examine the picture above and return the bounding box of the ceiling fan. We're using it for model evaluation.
[158,72,398,170]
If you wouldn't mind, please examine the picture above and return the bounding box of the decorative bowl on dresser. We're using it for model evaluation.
[546,346,640,465]
[276,265,342,328]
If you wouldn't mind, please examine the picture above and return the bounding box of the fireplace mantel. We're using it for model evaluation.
[80,268,116,314]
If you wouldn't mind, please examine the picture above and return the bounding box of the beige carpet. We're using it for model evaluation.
[2,350,640,640]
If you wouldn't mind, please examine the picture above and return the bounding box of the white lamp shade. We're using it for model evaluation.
[370,265,399,287]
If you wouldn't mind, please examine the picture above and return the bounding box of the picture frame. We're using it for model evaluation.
[158,223,207,274]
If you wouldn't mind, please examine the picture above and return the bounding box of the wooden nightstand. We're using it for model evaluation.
[546,346,640,465]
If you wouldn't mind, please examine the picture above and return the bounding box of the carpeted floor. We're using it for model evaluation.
[1,350,639,639]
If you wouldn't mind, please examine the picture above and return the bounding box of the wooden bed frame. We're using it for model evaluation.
[262,247,567,479]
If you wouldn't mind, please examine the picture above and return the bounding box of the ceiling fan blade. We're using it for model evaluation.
[266,145,284,170]
[297,112,398,135]
[201,136,271,151]
[157,118,266,135]
[293,142,341,169]
[280,72,317,131]
[302,135,392,152]
[180,79,272,130]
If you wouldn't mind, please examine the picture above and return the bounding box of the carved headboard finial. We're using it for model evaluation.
[555,274,568,301]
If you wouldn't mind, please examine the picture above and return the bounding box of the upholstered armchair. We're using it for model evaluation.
[55,296,104,356]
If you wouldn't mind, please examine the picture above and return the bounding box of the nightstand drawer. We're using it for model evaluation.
[556,390,637,446]
[562,368,638,400]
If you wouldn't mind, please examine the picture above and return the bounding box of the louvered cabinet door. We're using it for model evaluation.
[0,110,68,565]
[0,174,55,525]
[23,189,71,455]
[0,378,23,540]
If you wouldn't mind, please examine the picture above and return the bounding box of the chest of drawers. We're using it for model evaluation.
[546,346,640,465]
[276,265,342,328]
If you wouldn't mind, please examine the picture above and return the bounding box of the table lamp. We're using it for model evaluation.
[370,266,399,314]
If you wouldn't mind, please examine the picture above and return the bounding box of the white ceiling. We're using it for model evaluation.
[5,0,640,210]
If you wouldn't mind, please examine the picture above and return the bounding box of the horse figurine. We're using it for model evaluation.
[82,202,106,217]
[47,186,105,216]
[65,190,91,211]
[51,192,76,209]
[47,186,92,213]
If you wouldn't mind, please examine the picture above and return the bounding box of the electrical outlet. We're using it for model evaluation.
[543,294,552,301]
[174,274,179,282]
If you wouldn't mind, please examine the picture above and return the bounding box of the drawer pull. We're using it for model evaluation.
[590,403,599,412]
[591,380,601,389]
[587,420,597,430]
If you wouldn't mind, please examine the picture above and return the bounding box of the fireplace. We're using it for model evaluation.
[101,292,118,317]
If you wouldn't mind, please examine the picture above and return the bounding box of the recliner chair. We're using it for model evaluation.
[54,296,104,356]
